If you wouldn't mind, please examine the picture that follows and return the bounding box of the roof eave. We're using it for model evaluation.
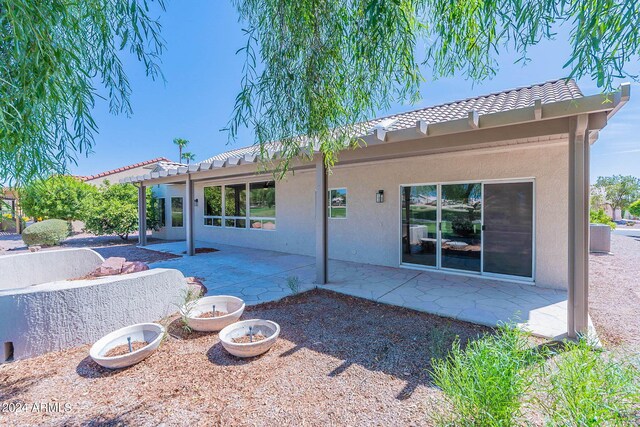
[123,83,630,185]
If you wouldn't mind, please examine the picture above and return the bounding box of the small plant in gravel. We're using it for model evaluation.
[176,287,201,333]
[539,340,640,426]
[287,275,300,295]
[431,323,542,426]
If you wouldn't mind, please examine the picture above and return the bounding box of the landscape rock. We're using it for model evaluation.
[186,276,208,297]
[91,257,126,277]
[28,246,41,252]
[121,261,149,274]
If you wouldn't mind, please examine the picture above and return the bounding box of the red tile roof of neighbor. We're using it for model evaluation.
[77,157,171,182]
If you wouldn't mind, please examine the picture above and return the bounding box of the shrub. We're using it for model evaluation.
[82,182,158,240]
[22,219,69,246]
[629,199,640,218]
[541,340,640,426]
[19,175,96,221]
[590,209,616,229]
[431,324,541,426]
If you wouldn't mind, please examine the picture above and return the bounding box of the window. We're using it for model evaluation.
[250,181,276,230]
[328,188,347,218]
[157,198,166,228]
[171,197,183,227]
[224,184,246,228]
[203,186,222,227]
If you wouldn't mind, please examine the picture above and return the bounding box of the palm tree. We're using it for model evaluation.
[173,138,189,162]
[181,152,196,165]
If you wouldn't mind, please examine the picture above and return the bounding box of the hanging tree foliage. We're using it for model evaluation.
[0,0,165,185]
[2,1,640,182]
[228,0,640,173]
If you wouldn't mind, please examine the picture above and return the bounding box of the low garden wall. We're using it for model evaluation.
[0,248,105,291]
[0,249,188,362]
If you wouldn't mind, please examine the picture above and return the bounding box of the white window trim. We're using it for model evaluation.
[203,185,223,228]
[202,182,277,230]
[328,187,348,219]
[170,196,184,228]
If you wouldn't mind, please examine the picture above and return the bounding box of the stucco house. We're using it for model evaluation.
[124,79,630,338]
[77,157,176,187]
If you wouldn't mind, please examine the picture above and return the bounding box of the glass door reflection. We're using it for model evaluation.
[401,185,438,267]
[440,183,482,272]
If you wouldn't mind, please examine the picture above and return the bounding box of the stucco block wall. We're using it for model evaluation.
[0,268,188,362]
[325,142,569,289]
[156,141,568,290]
[192,172,316,256]
[0,248,104,291]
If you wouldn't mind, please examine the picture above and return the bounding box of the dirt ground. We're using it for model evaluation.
[0,290,490,427]
[0,232,180,263]
[589,233,640,349]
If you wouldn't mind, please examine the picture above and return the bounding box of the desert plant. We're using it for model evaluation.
[181,152,196,164]
[540,340,640,426]
[590,209,616,229]
[21,219,70,246]
[287,275,300,295]
[176,287,202,334]
[431,324,541,426]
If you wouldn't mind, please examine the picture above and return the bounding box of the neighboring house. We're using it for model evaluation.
[124,79,630,338]
[77,157,174,187]
[70,157,179,232]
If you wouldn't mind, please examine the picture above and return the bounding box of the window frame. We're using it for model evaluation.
[249,181,277,231]
[157,197,166,228]
[328,187,348,219]
[203,185,223,227]
[201,181,277,230]
[170,197,184,228]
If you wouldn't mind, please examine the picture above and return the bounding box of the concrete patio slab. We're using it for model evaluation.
[145,241,571,338]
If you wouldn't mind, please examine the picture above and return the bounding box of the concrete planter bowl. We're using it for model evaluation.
[219,319,280,358]
[183,295,245,332]
[90,323,165,369]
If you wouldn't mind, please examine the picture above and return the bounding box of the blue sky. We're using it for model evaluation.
[73,1,639,180]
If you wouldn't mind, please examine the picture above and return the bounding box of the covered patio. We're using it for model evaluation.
[147,241,569,338]
[126,81,630,341]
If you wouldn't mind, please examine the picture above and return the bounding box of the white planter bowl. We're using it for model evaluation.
[90,323,165,369]
[219,319,280,358]
[183,295,245,332]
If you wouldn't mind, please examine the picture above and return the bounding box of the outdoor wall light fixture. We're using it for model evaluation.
[376,190,384,203]
[194,198,199,207]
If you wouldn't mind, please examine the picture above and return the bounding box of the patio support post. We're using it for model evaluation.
[567,114,590,338]
[185,175,194,256]
[315,155,328,284]
[138,184,147,246]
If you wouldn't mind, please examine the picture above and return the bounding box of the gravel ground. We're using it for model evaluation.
[589,233,640,350]
[0,232,180,263]
[0,290,491,427]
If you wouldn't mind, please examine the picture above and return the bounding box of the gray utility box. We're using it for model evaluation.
[590,223,612,253]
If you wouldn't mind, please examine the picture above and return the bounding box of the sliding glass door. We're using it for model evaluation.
[401,185,437,267]
[441,183,482,272]
[400,180,534,280]
[483,182,534,278]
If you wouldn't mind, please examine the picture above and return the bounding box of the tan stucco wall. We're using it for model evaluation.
[152,184,187,241]
[325,141,568,289]
[153,140,569,290]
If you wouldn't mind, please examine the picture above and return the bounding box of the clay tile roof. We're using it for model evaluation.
[202,78,583,163]
[79,157,172,181]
